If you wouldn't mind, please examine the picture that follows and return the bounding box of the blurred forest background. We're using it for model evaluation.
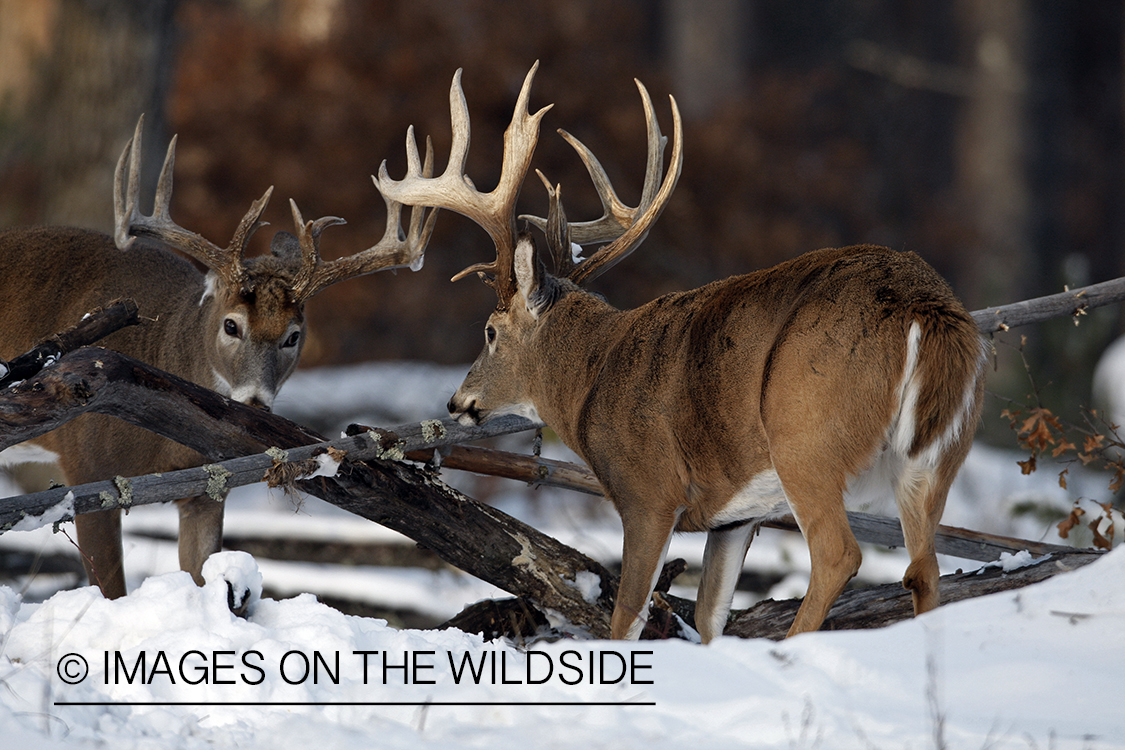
[2,0,1124,444]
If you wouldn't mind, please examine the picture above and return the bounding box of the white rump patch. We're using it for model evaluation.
[888,324,987,468]
[889,321,924,457]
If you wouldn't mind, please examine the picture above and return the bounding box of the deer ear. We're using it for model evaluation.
[514,232,557,319]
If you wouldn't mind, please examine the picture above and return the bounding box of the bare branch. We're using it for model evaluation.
[0,299,140,388]
[971,275,1125,332]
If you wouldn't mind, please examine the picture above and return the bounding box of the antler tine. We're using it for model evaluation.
[532,169,576,277]
[520,79,666,244]
[290,138,439,303]
[519,80,682,286]
[113,115,274,291]
[113,116,145,250]
[377,62,552,306]
[569,90,682,285]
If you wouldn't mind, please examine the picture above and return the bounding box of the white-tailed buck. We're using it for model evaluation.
[0,117,436,603]
[378,63,986,641]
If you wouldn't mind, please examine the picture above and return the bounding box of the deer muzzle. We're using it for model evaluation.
[448,394,483,426]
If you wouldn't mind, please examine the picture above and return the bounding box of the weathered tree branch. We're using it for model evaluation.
[971,275,1125,333]
[0,299,140,388]
[718,549,1103,640]
[0,347,615,637]
[409,444,1075,561]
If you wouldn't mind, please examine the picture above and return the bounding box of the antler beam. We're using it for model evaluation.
[114,115,271,292]
[289,139,439,303]
[522,79,684,285]
[376,62,553,305]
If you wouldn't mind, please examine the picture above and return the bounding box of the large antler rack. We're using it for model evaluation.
[521,79,683,286]
[116,116,434,302]
[114,115,271,293]
[375,62,553,309]
[289,139,439,303]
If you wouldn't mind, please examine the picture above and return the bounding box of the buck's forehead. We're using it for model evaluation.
[225,275,305,334]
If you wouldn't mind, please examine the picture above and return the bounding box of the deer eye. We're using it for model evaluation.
[282,330,301,349]
[223,318,240,338]
[485,325,497,344]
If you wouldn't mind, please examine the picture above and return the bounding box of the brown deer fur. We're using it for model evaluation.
[374,63,986,641]
[452,240,985,641]
[0,118,434,602]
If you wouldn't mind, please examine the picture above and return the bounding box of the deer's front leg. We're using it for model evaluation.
[176,494,225,586]
[612,506,681,640]
[76,509,126,599]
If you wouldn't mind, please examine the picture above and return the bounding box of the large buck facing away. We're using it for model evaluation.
[0,117,436,603]
[379,63,987,641]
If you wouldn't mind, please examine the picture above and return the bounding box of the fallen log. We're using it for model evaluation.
[0,346,1109,641]
[720,548,1104,640]
[0,347,617,637]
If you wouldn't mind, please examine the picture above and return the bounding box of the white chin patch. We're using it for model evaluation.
[230,385,274,409]
[502,402,541,423]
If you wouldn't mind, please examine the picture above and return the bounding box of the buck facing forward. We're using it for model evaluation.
[380,64,986,641]
[0,118,436,602]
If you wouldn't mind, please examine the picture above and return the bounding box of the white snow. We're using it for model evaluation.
[7,491,75,532]
[308,451,343,479]
[2,359,1124,748]
[0,547,1121,749]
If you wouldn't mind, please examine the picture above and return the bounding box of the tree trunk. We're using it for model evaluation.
[956,0,1031,308]
[0,0,179,230]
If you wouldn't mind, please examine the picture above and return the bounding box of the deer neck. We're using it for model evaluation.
[523,290,625,451]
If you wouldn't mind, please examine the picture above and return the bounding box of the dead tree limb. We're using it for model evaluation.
[408,444,1076,562]
[0,299,140,388]
[0,347,536,483]
[406,444,603,495]
[717,549,1104,640]
[971,275,1125,333]
[0,347,616,637]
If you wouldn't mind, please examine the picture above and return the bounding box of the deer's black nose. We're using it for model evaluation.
[246,397,272,413]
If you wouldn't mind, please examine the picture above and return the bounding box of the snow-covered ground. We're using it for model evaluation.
[2,361,1123,749]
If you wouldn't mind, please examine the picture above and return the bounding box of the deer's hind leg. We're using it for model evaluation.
[696,521,757,643]
[772,465,863,637]
[759,320,897,636]
[894,441,972,616]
